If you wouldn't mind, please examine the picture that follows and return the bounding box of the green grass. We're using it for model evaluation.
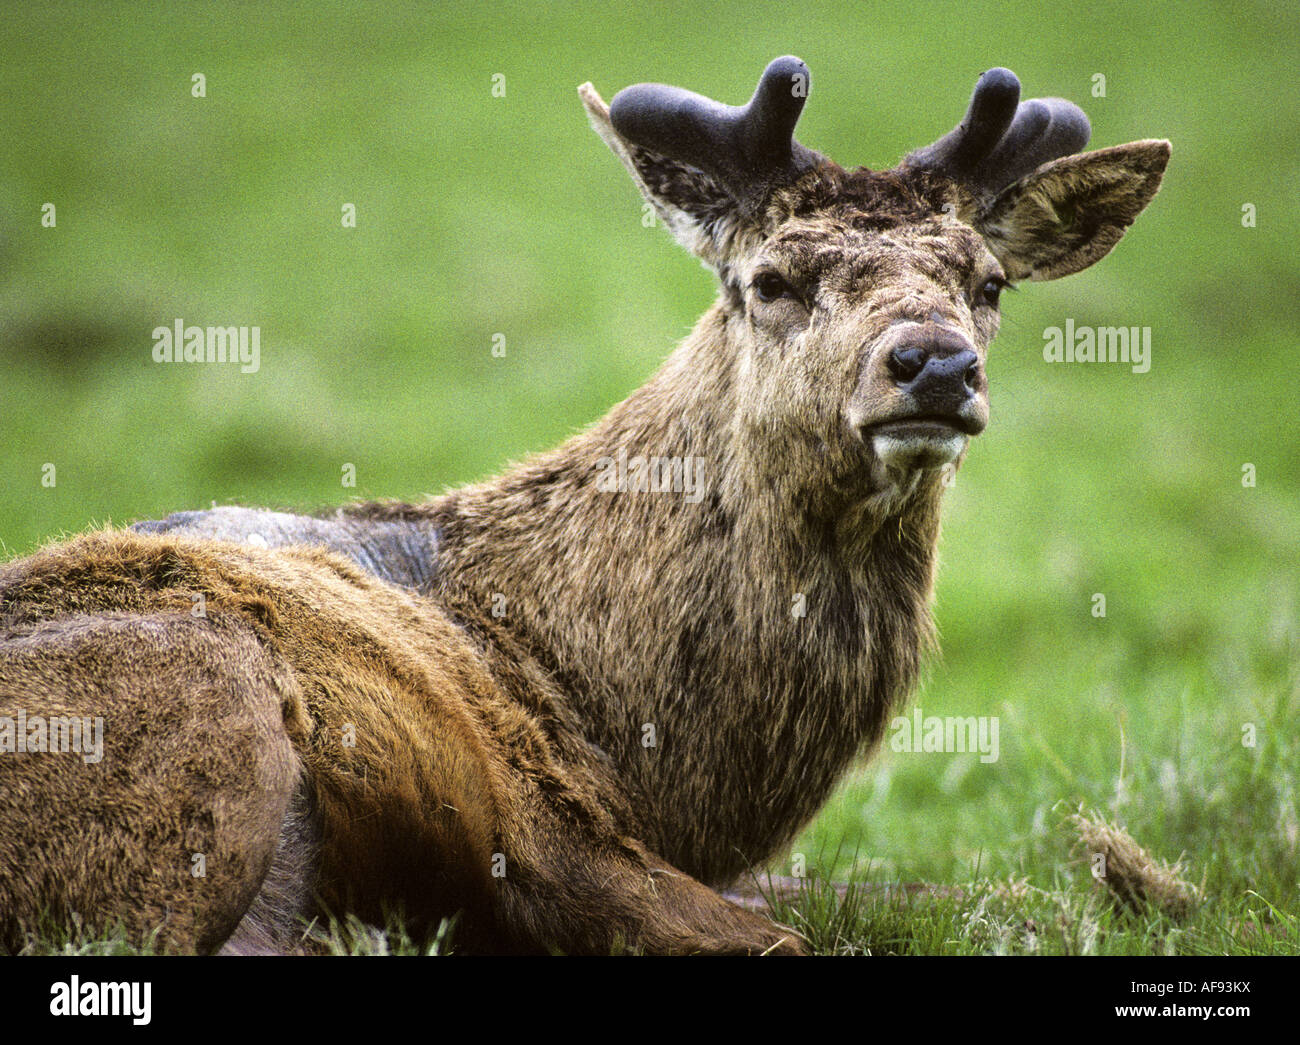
[1,1,1296,954]
[16,912,457,956]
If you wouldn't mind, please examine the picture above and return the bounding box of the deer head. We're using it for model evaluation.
[579,58,1169,517]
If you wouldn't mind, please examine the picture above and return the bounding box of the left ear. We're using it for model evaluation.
[973,139,1171,281]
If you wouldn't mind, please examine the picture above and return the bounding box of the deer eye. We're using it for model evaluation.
[979,277,1007,308]
[753,271,794,303]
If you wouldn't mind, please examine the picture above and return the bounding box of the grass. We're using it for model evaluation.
[16,912,457,957]
[0,1,1296,954]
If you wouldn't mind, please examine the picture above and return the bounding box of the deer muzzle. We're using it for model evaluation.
[847,321,989,470]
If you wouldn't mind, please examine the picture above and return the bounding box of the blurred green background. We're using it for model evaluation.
[1,1,1296,896]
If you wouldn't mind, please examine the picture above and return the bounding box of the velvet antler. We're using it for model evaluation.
[903,67,1091,196]
[608,56,824,215]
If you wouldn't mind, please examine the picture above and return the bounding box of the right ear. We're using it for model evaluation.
[972,139,1171,281]
[579,83,744,267]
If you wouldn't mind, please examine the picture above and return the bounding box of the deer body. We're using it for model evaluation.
[0,57,1168,953]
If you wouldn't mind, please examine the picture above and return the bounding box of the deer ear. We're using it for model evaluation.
[973,140,1170,281]
[580,83,743,266]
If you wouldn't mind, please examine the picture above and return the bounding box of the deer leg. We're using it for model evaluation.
[484,789,808,955]
[0,612,304,954]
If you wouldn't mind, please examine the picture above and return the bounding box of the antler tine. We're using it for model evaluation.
[905,67,1091,197]
[907,67,1022,177]
[609,56,823,214]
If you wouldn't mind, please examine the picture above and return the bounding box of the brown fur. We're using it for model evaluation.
[0,67,1169,954]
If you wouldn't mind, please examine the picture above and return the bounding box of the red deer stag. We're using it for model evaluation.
[0,57,1169,954]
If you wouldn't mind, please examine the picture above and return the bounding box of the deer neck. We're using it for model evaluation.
[426,301,944,883]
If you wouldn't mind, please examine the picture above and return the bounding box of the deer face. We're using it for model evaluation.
[731,179,999,483]
[581,59,1168,500]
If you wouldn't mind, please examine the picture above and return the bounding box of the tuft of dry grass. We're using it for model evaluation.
[1068,809,1201,922]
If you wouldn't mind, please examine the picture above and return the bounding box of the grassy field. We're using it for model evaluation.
[1,1,1297,954]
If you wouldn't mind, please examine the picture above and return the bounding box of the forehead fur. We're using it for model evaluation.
[769,164,954,229]
[752,164,991,288]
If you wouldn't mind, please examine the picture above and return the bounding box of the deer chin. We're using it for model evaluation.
[868,419,970,472]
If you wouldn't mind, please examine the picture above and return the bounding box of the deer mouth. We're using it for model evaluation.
[869,415,983,438]
[865,415,979,470]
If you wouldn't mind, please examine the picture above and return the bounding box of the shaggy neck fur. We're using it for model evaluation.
[353,302,946,886]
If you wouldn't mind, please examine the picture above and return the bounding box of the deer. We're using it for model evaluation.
[0,56,1169,955]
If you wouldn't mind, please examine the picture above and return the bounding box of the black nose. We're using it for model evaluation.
[887,332,981,417]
